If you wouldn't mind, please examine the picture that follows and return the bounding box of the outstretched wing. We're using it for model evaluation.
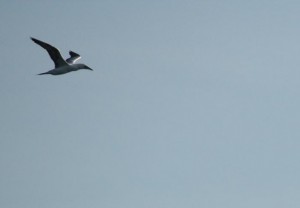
[66,51,81,64]
[31,37,68,68]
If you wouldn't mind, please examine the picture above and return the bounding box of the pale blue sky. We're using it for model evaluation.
[1,0,300,207]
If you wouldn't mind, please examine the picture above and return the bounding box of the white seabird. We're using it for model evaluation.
[31,37,93,75]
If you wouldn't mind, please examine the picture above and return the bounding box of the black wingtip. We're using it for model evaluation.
[69,50,80,57]
[30,37,39,43]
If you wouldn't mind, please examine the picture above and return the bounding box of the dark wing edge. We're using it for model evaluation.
[31,37,68,68]
[69,51,80,57]
[66,50,81,64]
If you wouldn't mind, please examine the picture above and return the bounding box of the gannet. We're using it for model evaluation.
[31,37,93,75]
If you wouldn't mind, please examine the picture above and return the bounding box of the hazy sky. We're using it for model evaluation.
[1,1,300,207]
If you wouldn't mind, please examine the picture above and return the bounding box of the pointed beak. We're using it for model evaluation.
[86,66,93,71]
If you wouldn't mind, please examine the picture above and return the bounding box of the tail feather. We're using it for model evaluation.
[37,72,50,75]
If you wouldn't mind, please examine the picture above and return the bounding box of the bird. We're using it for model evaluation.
[31,37,93,75]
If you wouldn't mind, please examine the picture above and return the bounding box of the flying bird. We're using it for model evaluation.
[31,37,93,75]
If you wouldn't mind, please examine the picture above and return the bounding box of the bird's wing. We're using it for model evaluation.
[31,37,68,68]
[66,51,81,64]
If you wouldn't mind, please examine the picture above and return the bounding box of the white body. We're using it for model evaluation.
[41,64,90,75]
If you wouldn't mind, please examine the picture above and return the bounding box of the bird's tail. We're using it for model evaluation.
[37,72,50,75]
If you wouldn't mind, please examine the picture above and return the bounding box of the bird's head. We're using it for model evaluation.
[75,64,93,71]
[73,63,93,71]
[83,64,93,71]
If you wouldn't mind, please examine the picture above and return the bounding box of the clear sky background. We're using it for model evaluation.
[1,0,300,207]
